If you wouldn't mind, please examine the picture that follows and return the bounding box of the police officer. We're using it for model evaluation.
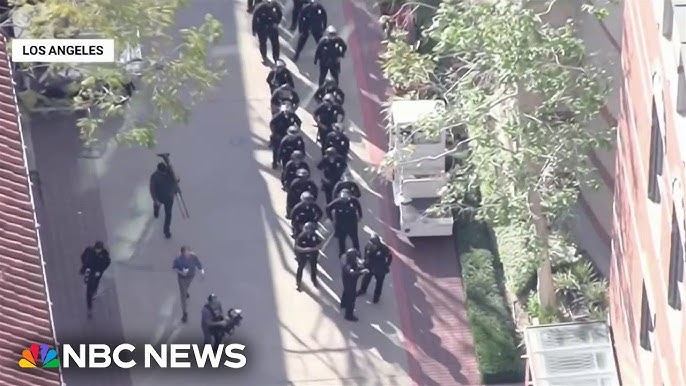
[278,126,306,168]
[149,162,178,239]
[267,60,294,93]
[291,191,323,237]
[314,76,345,105]
[340,249,369,321]
[270,104,302,169]
[317,147,347,203]
[286,168,319,218]
[247,0,263,12]
[294,222,323,291]
[281,150,309,191]
[314,25,347,85]
[333,171,361,198]
[357,234,392,303]
[322,122,350,157]
[292,0,327,61]
[252,0,283,63]
[326,189,363,256]
[313,94,344,142]
[79,241,111,319]
[271,83,300,115]
[201,294,228,349]
[288,0,305,31]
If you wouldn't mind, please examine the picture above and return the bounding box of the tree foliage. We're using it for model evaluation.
[380,0,613,310]
[4,0,224,147]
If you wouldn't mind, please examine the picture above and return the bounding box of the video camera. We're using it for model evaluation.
[223,308,243,337]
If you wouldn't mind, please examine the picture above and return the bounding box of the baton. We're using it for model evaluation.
[157,153,190,219]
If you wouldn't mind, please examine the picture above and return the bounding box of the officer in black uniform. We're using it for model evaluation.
[247,0,263,12]
[288,0,305,31]
[313,94,345,142]
[270,104,302,169]
[357,234,392,303]
[79,241,111,319]
[326,189,363,256]
[322,122,350,157]
[278,126,306,167]
[149,162,178,239]
[291,192,323,237]
[281,150,309,190]
[267,60,294,93]
[317,147,347,203]
[271,83,300,115]
[333,172,361,198]
[292,0,327,61]
[314,25,347,85]
[294,222,323,291]
[314,76,345,105]
[286,168,319,218]
[252,0,283,63]
[340,249,369,321]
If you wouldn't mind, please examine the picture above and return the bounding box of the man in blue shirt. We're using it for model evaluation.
[172,246,205,323]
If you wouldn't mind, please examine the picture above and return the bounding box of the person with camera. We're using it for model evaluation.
[202,294,228,349]
[79,241,111,319]
[173,246,205,323]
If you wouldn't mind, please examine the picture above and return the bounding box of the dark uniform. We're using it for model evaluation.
[291,198,323,236]
[322,128,350,157]
[270,110,301,168]
[314,30,347,85]
[318,152,347,203]
[294,224,323,289]
[358,238,392,303]
[252,0,283,62]
[287,175,319,217]
[282,158,310,190]
[326,194,362,256]
[289,0,306,31]
[333,179,361,198]
[150,162,177,238]
[271,84,300,114]
[340,250,368,321]
[267,64,294,93]
[79,242,111,318]
[313,101,344,142]
[293,0,328,61]
[314,81,345,105]
[278,131,306,167]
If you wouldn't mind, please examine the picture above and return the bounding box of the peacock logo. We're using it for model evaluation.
[18,343,60,369]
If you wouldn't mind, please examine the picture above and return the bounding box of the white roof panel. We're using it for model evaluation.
[390,100,445,125]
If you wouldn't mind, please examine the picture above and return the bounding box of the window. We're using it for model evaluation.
[668,205,685,309]
[647,98,664,203]
[639,282,654,351]
[663,0,674,38]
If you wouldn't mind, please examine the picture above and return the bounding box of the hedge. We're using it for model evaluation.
[455,220,525,384]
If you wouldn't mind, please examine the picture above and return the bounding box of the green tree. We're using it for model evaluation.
[4,0,224,147]
[380,0,612,310]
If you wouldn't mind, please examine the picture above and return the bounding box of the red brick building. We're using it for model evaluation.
[0,35,62,386]
[610,0,686,384]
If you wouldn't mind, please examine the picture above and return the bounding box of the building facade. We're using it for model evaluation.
[610,0,686,384]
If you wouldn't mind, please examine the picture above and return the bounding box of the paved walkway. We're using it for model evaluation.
[29,0,479,384]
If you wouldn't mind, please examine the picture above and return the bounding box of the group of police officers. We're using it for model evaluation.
[254,0,393,322]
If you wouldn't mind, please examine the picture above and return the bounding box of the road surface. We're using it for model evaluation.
[27,0,480,384]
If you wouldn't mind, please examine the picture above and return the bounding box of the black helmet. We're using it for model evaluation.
[303,222,317,232]
[296,168,309,178]
[157,162,167,172]
[370,233,381,244]
[207,293,218,302]
[287,126,299,135]
[300,191,314,201]
[275,59,286,68]
[291,150,304,160]
[339,189,351,199]
[322,93,334,103]
[324,147,337,156]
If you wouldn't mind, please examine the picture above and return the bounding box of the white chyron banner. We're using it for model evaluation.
[11,39,116,63]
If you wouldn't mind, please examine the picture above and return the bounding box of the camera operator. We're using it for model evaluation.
[201,294,227,349]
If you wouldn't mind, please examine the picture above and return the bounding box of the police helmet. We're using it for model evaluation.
[280,103,290,112]
[370,233,381,244]
[322,93,334,103]
[324,75,336,86]
[300,191,314,201]
[287,125,299,135]
[324,147,337,156]
[332,123,344,132]
[326,25,337,35]
[157,162,167,172]
[296,168,309,178]
[291,150,304,160]
[303,222,317,232]
[275,59,286,68]
[339,189,351,199]
[207,293,218,302]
